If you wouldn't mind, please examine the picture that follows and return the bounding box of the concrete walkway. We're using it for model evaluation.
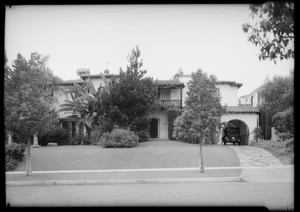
[228,145,283,167]
[228,145,293,183]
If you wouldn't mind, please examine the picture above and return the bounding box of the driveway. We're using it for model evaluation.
[12,140,241,171]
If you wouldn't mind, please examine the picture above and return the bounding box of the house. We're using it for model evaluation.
[238,86,263,107]
[53,70,259,145]
[52,69,185,140]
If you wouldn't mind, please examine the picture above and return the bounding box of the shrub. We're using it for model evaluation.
[90,126,106,145]
[130,116,151,142]
[5,143,26,171]
[69,134,83,145]
[100,127,139,148]
[272,107,294,135]
[82,134,91,145]
[252,127,264,142]
[39,128,69,146]
[136,130,150,142]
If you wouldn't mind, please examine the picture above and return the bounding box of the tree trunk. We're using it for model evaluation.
[26,137,32,176]
[199,137,205,173]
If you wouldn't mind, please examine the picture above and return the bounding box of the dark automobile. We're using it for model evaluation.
[222,127,241,145]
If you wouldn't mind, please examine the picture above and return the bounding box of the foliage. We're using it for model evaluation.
[58,77,109,138]
[100,127,139,148]
[173,69,225,144]
[172,67,184,81]
[252,127,264,142]
[90,126,106,145]
[39,128,70,146]
[99,47,158,142]
[5,143,26,171]
[251,139,293,165]
[259,108,272,140]
[242,2,294,63]
[5,52,61,140]
[168,110,183,140]
[68,135,83,145]
[259,71,293,117]
[5,52,62,175]
[272,107,293,134]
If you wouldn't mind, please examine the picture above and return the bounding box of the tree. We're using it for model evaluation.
[173,69,225,173]
[101,46,158,142]
[242,2,294,63]
[258,70,293,140]
[172,67,184,81]
[58,77,109,139]
[259,70,293,117]
[5,52,61,176]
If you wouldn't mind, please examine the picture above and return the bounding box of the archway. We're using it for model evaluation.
[227,119,250,145]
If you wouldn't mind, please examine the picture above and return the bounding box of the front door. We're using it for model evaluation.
[150,119,158,138]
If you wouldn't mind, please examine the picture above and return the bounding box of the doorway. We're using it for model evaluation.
[150,118,159,138]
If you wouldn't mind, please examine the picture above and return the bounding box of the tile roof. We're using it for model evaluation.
[216,81,243,89]
[80,74,116,79]
[226,104,259,114]
[156,80,185,88]
[56,79,85,86]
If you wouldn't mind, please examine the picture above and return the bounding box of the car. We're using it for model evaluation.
[222,127,241,145]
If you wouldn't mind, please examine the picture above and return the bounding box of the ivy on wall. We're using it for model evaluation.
[168,109,183,140]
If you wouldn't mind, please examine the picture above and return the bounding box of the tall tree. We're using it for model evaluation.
[173,69,225,173]
[5,52,61,176]
[172,67,184,81]
[259,70,294,117]
[242,2,294,63]
[102,46,158,141]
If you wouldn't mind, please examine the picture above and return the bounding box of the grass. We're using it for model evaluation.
[251,139,294,165]
[12,140,240,171]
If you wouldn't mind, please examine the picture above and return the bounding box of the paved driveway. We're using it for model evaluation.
[13,140,241,171]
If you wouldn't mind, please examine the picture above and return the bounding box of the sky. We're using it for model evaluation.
[5,4,294,97]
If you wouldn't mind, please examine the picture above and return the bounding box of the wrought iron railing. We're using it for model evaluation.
[159,100,182,109]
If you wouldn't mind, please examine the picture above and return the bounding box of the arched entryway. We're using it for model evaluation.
[150,118,159,138]
[227,119,250,145]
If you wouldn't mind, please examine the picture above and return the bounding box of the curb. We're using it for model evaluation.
[6,176,242,186]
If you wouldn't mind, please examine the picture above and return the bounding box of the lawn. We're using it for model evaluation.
[251,139,294,165]
[12,140,241,171]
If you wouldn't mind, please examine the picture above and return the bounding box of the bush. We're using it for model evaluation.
[136,130,150,142]
[69,134,83,145]
[90,126,106,145]
[252,127,264,142]
[272,107,294,135]
[5,143,26,171]
[100,127,139,148]
[39,128,69,146]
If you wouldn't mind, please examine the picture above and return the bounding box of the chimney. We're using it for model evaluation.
[77,68,90,77]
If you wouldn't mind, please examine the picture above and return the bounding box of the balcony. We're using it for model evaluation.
[159,100,182,109]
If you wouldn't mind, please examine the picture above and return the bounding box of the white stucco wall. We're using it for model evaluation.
[148,111,169,139]
[221,113,259,145]
[90,78,106,91]
[216,84,239,106]
[179,75,240,107]
[52,90,74,119]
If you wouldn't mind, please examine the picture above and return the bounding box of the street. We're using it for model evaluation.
[6,181,294,210]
